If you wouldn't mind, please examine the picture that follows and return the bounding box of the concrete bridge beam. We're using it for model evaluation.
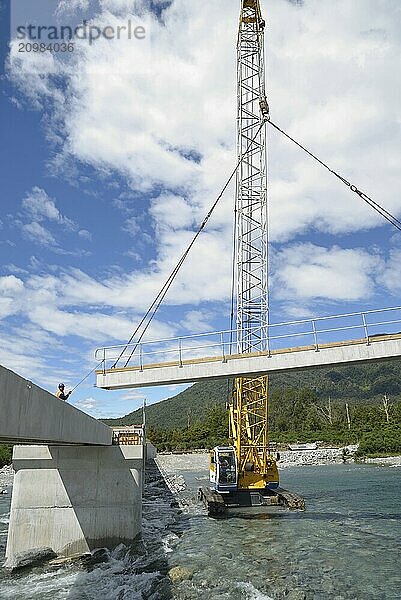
[0,365,112,445]
[96,334,401,389]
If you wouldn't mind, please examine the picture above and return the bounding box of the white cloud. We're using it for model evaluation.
[0,276,24,319]
[22,187,61,222]
[74,396,97,411]
[0,323,71,387]
[181,310,214,333]
[55,0,90,17]
[378,248,401,296]
[21,221,57,247]
[122,216,142,236]
[5,264,29,275]
[273,243,382,302]
[0,268,175,344]
[78,229,92,240]
[120,390,146,401]
[21,187,77,229]
[15,187,92,253]
[99,0,135,10]
[9,0,401,244]
[8,0,401,317]
[150,194,195,231]
[0,275,24,294]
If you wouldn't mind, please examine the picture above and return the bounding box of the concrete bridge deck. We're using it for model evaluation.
[96,332,401,390]
[0,364,112,445]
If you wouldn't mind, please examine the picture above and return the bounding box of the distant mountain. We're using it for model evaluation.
[103,378,231,430]
[102,358,401,429]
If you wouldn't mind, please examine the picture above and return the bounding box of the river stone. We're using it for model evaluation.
[285,590,307,600]
[4,547,57,571]
[82,548,110,565]
[49,552,90,567]
[168,566,193,582]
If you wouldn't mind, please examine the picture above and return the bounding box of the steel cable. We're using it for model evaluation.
[112,122,266,369]
[73,114,398,388]
[266,119,401,232]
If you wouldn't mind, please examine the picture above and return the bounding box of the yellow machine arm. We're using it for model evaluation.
[230,376,278,490]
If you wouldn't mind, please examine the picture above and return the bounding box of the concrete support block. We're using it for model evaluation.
[6,444,143,560]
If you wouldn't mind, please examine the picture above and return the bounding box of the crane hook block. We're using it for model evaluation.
[259,96,270,122]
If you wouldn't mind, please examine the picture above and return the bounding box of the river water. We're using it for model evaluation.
[0,457,400,599]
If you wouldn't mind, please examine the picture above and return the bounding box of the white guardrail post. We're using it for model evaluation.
[178,338,183,367]
[266,326,271,357]
[361,312,370,345]
[311,320,319,352]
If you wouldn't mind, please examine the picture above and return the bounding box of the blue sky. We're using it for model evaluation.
[1,0,401,418]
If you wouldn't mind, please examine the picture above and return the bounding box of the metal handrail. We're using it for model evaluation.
[95,306,401,369]
[97,321,374,363]
[95,305,401,354]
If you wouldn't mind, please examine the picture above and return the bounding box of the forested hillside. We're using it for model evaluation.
[103,378,230,429]
[103,358,401,430]
[102,359,401,456]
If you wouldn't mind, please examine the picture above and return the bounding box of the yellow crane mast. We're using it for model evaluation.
[230,377,278,491]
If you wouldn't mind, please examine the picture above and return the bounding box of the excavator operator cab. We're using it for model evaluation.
[210,446,237,493]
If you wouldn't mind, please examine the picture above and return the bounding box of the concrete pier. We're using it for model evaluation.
[6,444,144,560]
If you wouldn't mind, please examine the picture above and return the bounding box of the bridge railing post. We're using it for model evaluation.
[139,344,144,372]
[311,320,319,352]
[361,312,370,346]
[103,347,106,375]
[178,338,183,367]
[221,332,227,362]
[266,326,271,357]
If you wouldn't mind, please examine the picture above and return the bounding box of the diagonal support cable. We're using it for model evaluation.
[112,122,265,369]
[266,118,401,232]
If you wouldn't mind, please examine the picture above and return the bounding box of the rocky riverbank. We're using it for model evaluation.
[278,445,358,467]
[157,445,359,472]
[363,455,401,467]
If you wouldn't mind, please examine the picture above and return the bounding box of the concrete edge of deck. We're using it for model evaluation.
[96,333,401,389]
[1,364,112,445]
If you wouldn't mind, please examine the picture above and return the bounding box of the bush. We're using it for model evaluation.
[355,425,401,457]
[0,445,12,467]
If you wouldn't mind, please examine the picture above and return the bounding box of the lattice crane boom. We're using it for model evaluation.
[236,0,268,353]
[231,0,278,490]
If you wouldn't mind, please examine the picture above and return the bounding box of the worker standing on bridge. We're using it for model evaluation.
[56,383,72,401]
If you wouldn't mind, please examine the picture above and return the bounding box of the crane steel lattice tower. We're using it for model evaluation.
[230,0,277,489]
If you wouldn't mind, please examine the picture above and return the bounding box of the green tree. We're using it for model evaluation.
[0,445,12,467]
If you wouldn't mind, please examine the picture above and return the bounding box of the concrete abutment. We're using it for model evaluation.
[6,444,145,561]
